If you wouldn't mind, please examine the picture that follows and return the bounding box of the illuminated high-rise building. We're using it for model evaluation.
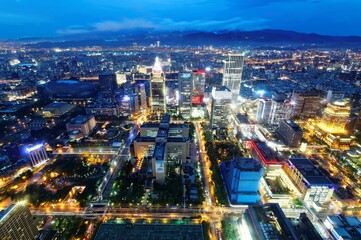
[291,90,322,118]
[0,203,38,240]
[210,86,232,129]
[150,57,166,114]
[222,54,244,102]
[178,72,193,119]
[192,70,206,104]
[256,98,272,124]
[268,94,293,126]
[319,101,351,134]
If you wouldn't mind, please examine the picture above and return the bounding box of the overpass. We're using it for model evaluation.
[53,147,119,155]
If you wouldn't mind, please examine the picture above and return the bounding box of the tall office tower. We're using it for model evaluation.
[222,53,244,102]
[178,72,193,119]
[150,57,166,115]
[99,72,117,94]
[210,86,232,129]
[220,158,263,204]
[319,100,351,134]
[291,90,322,117]
[277,120,303,148]
[25,144,48,167]
[0,203,39,240]
[268,94,293,126]
[134,83,147,113]
[256,98,272,123]
[192,70,206,104]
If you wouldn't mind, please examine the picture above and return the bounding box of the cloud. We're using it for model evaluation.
[57,17,268,35]
[158,18,268,31]
[92,19,158,31]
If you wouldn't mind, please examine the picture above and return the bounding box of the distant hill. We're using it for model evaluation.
[21,29,361,49]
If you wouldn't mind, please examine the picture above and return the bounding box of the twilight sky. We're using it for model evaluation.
[0,0,360,38]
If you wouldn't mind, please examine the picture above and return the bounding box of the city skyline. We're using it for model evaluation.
[0,0,360,38]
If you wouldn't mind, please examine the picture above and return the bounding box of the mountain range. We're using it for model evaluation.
[12,29,361,49]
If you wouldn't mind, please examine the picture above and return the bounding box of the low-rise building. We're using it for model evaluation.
[221,158,263,204]
[41,102,76,117]
[284,158,334,204]
[66,115,96,137]
[25,144,48,167]
[324,214,361,240]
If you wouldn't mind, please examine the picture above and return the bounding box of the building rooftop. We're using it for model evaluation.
[94,223,204,240]
[236,114,251,124]
[0,204,15,222]
[43,102,71,109]
[288,158,333,186]
[232,158,262,172]
[68,115,94,125]
[246,203,298,240]
[283,120,302,132]
[251,141,284,165]
[326,214,361,240]
[153,142,166,161]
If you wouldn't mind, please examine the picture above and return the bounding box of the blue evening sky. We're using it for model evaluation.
[0,0,360,38]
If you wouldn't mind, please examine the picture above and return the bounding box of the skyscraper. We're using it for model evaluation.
[178,72,193,119]
[192,70,206,104]
[256,98,272,124]
[210,86,232,129]
[150,57,166,115]
[99,72,117,94]
[0,202,38,240]
[222,54,244,102]
[319,100,351,134]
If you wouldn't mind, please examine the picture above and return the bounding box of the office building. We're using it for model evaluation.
[244,203,298,240]
[255,98,272,124]
[192,70,206,104]
[318,101,351,134]
[25,144,48,167]
[222,53,244,102]
[324,214,361,240]
[221,158,263,204]
[133,115,190,183]
[277,120,303,148]
[284,158,334,204]
[0,203,38,240]
[99,72,117,94]
[178,72,193,119]
[66,115,96,137]
[210,86,232,129]
[134,83,147,113]
[291,90,322,117]
[150,57,166,114]
[268,93,293,126]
